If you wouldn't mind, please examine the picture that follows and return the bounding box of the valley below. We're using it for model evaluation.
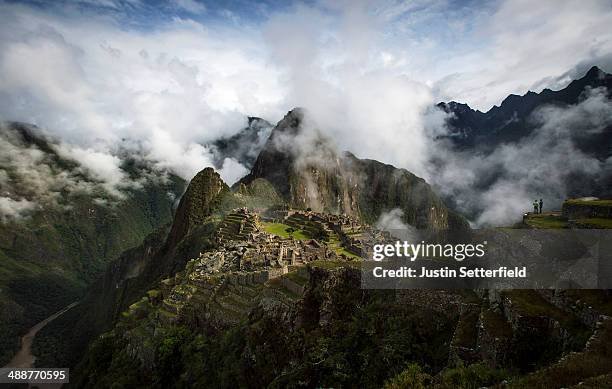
[5,301,78,369]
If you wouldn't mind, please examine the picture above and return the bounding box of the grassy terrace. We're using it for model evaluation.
[284,270,309,286]
[523,215,612,229]
[523,213,568,229]
[565,199,612,207]
[501,290,589,338]
[326,232,362,259]
[335,246,362,259]
[261,222,310,240]
[265,277,301,299]
[523,206,612,229]
[262,221,362,258]
[575,218,612,228]
[511,320,612,389]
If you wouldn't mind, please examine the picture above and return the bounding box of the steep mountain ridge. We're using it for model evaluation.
[35,166,283,368]
[240,108,468,230]
[166,168,230,248]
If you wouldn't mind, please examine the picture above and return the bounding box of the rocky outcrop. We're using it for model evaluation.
[446,289,602,372]
[537,290,609,329]
[477,308,512,368]
[512,317,612,388]
[478,290,590,371]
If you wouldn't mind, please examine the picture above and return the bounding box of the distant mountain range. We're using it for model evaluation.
[211,66,611,179]
[437,66,611,160]
[208,67,612,214]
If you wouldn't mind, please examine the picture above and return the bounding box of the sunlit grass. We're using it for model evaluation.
[261,222,310,240]
[524,214,568,229]
[575,218,612,229]
[565,199,612,207]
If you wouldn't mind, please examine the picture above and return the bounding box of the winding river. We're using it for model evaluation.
[4,302,79,369]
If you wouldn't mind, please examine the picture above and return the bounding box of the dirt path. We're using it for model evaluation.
[4,302,79,368]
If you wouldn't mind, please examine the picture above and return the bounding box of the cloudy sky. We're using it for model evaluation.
[1,0,611,223]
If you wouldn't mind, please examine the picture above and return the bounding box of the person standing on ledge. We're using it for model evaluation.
[539,198,543,214]
[533,200,538,214]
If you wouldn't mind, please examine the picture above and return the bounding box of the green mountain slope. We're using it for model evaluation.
[35,168,284,369]
[0,122,186,365]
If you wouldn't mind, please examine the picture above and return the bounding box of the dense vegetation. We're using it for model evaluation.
[0,179,185,366]
[76,290,461,388]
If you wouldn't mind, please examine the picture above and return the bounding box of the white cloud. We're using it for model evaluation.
[0,3,284,184]
[376,208,409,231]
[0,123,119,219]
[55,144,131,197]
[433,0,612,110]
[0,197,37,221]
[375,208,419,241]
[219,157,249,185]
[261,3,442,176]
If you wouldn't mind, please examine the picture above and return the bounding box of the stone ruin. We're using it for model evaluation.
[206,209,346,278]
[264,208,390,257]
[151,207,393,326]
[216,207,261,242]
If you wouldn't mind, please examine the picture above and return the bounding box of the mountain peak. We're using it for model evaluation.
[166,167,229,247]
[499,93,522,107]
[585,65,604,80]
[237,109,469,230]
[272,107,305,134]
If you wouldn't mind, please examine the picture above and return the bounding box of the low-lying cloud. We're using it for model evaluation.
[375,208,420,241]
[0,196,37,222]
[0,123,139,219]
[430,88,612,226]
